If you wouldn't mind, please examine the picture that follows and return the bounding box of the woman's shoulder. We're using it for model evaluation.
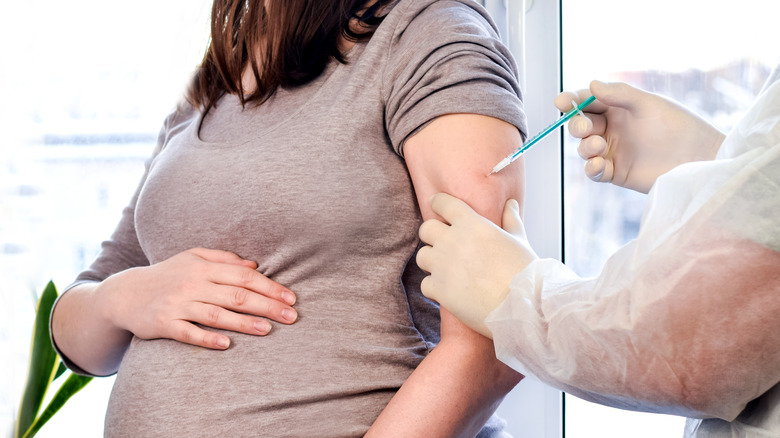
[166,100,200,134]
[155,100,200,151]
[374,0,505,71]
[385,0,500,37]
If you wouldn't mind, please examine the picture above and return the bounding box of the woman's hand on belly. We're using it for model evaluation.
[104,247,298,350]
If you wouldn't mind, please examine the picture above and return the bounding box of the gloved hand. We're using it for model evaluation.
[556,80,726,193]
[416,193,538,338]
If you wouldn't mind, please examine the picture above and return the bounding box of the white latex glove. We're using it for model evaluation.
[556,80,726,193]
[416,193,538,338]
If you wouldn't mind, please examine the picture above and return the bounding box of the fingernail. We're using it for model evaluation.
[282,290,296,305]
[217,337,230,349]
[282,308,298,323]
[254,321,272,334]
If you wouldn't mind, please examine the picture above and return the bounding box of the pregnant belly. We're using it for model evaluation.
[103,310,429,437]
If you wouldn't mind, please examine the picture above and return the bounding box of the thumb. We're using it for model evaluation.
[501,199,525,236]
[590,80,644,111]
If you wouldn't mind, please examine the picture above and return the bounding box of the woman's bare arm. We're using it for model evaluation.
[367,113,525,437]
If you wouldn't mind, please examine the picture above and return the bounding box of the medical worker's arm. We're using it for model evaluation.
[366,114,525,437]
[559,80,726,193]
[417,82,780,421]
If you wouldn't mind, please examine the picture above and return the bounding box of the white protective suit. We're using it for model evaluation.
[485,66,780,437]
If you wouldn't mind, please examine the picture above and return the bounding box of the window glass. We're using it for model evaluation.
[1,2,210,434]
[561,0,779,436]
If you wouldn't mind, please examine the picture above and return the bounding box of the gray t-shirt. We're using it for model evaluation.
[58,0,526,435]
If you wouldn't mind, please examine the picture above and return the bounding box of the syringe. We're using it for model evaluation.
[488,95,596,175]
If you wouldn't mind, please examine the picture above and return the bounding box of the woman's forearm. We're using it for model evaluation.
[52,247,301,376]
[51,277,133,376]
[367,309,522,437]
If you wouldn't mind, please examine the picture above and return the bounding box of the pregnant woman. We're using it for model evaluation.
[50,0,528,436]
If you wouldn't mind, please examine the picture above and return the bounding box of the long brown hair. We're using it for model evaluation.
[187,0,389,113]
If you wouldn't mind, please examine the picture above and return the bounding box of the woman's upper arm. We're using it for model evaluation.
[403,113,525,225]
[404,112,524,343]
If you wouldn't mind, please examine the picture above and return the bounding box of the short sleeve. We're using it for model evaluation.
[382,0,527,156]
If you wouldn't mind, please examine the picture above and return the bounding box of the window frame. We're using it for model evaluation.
[489,0,564,436]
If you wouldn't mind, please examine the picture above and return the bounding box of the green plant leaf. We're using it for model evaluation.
[15,281,60,438]
[53,362,67,381]
[21,373,93,438]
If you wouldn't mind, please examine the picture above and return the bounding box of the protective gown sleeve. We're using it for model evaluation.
[485,80,780,421]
